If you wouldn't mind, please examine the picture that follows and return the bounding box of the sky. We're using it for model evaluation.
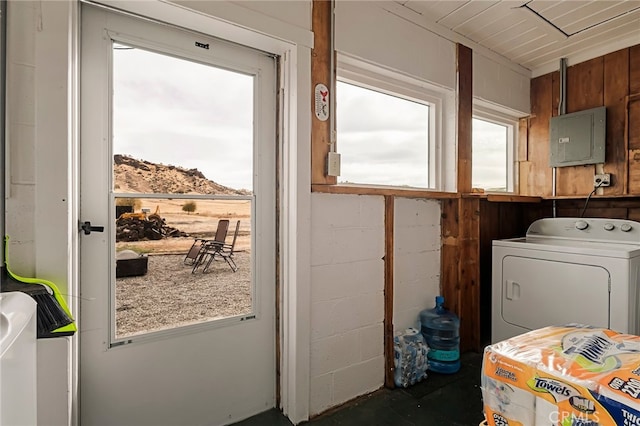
[336,81,429,188]
[113,44,254,191]
[113,45,508,193]
[471,118,508,190]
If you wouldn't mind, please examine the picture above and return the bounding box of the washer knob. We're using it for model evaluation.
[575,220,589,230]
[621,223,633,232]
[604,223,615,231]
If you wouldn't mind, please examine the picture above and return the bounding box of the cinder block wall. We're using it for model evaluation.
[393,198,441,332]
[309,193,442,415]
[309,193,385,415]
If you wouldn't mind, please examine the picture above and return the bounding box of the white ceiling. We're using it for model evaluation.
[392,0,640,77]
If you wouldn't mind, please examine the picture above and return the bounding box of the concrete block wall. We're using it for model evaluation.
[5,0,37,273]
[393,198,441,332]
[309,193,385,415]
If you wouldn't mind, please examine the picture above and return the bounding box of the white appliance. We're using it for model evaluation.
[492,217,640,343]
[0,291,37,426]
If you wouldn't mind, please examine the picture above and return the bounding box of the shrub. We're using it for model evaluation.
[182,201,197,214]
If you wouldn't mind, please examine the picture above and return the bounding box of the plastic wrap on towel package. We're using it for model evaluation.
[481,325,640,426]
[394,328,429,388]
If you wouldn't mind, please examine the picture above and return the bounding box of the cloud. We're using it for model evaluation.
[336,81,429,187]
[112,44,255,190]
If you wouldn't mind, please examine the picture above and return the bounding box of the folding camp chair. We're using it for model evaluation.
[203,220,240,273]
[184,238,207,265]
[191,219,229,273]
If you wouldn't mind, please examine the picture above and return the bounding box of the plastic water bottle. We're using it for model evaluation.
[420,296,460,374]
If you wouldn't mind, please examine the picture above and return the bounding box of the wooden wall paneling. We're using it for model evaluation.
[552,70,560,118]
[566,57,605,112]
[630,45,640,195]
[518,118,529,162]
[630,45,640,95]
[478,201,532,345]
[384,196,395,388]
[557,206,629,219]
[556,58,604,196]
[555,165,595,196]
[517,118,529,193]
[520,200,552,225]
[630,97,640,149]
[479,201,500,347]
[629,149,640,193]
[311,0,336,185]
[519,161,533,195]
[528,74,554,197]
[588,198,640,209]
[603,49,630,195]
[440,199,459,318]
[628,97,640,192]
[550,198,636,219]
[628,208,640,222]
[457,198,480,352]
[457,44,473,193]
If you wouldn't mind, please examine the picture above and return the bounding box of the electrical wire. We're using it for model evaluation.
[580,180,605,218]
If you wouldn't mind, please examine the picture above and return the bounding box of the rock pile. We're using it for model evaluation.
[116,216,188,242]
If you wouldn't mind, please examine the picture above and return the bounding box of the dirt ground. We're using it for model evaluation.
[115,251,252,338]
[116,197,252,253]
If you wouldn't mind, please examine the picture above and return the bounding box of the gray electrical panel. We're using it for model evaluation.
[549,106,606,167]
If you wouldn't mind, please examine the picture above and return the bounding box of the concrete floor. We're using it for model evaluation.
[234,352,485,426]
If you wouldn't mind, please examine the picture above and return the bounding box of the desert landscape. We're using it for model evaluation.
[113,156,255,338]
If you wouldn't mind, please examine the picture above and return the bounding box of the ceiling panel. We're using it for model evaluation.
[396,0,640,75]
[403,0,468,21]
[452,3,517,41]
[437,1,500,29]
[476,18,535,44]
[529,0,640,34]
[523,16,640,66]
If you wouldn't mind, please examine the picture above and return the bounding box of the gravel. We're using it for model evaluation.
[115,251,251,337]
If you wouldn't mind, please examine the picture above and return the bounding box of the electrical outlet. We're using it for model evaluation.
[594,173,611,187]
[327,152,341,176]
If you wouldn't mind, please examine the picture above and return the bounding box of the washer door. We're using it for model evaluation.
[501,256,610,331]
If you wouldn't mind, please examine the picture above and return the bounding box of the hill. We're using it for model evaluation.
[113,154,250,195]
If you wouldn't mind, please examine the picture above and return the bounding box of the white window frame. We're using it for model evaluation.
[472,101,520,193]
[337,54,448,190]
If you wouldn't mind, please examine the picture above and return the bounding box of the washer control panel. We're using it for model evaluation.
[527,218,640,243]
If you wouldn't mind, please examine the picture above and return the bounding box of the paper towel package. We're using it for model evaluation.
[482,325,640,426]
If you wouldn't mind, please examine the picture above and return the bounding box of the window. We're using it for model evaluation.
[472,113,517,192]
[336,80,435,189]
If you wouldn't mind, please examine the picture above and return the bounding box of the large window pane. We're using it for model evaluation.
[472,118,508,192]
[113,43,254,193]
[112,43,255,339]
[336,81,430,188]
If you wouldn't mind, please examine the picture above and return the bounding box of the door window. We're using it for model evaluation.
[112,43,255,339]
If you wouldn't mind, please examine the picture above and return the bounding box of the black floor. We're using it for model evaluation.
[233,352,485,426]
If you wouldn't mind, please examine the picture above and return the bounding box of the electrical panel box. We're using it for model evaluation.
[549,106,606,167]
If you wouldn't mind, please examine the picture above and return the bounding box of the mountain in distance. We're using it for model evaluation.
[113,154,250,195]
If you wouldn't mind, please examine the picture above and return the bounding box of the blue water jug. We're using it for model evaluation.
[419,296,460,374]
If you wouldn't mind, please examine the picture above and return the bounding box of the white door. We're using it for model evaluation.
[501,256,610,331]
[80,6,277,425]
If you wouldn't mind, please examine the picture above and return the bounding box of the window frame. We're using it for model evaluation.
[472,103,519,193]
[336,55,446,190]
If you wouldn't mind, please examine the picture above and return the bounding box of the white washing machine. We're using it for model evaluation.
[492,217,640,343]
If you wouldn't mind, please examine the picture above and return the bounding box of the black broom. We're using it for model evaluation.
[0,236,76,338]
